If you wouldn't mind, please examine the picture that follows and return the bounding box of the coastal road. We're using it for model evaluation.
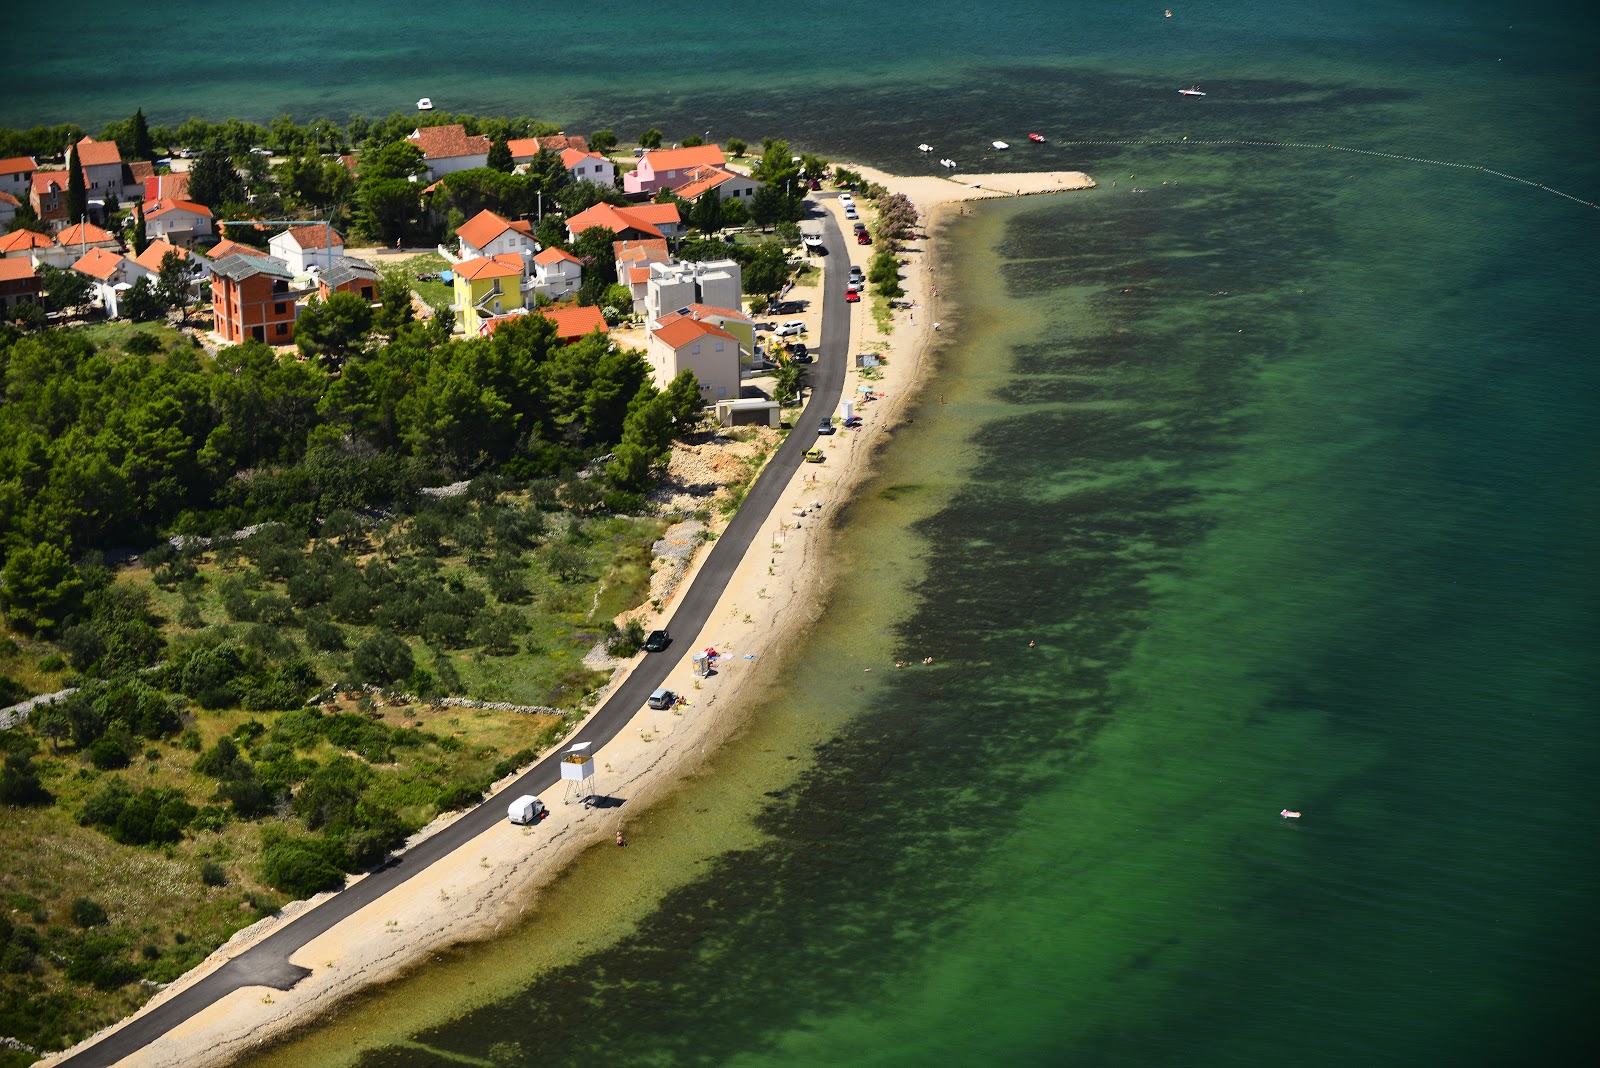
[56,204,852,1068]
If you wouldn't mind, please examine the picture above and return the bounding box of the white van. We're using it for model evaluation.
[774,320,806,338]
[507,795,547,825]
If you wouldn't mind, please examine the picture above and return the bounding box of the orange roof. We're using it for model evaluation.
[146,198,212,220]
[508,135,588,158]
[686,302,750,323]
[277,223,342,249]
[533,246,581,266]
[653,316,735,349]
[0,192,19,208]
[539,304,607,340]
[133,240,189,272]
[628,265,653,285]
[0,157,37,176]
[638,145,726,173]
[673,166,749,201]
[145,173,190,201]
[627,203,682,226]
[57,221,115,247]
[206,238,268,260]
[456,209,527,251]
[559,147,608,169]
[74,137,122,168]
[127,160,155,184]
[31,171,67,194]
[614,238,670,264]
[0,258,38,282]
[0,229,53,254]
[72,247,126,280]
[567,202,659,239]
[406,124,491,160]
[453,253,523,281]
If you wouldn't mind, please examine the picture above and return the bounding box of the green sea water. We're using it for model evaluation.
[18,2,1595,1065]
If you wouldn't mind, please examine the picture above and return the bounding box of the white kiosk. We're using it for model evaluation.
[561,742,597,805]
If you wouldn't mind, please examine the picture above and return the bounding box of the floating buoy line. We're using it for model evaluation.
[1056,138,1598,210]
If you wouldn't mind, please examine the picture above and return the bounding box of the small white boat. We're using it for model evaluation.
[417,97,434,111]
[941,158,957,169]
[1178,86,1206,97]
[1280,809,1302,819]
[918,143,933,152]
[992,140,1010,150]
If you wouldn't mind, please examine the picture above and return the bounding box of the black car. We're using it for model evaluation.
[818,418,836,435]
[786,342,807,357]
[643,629,670,652]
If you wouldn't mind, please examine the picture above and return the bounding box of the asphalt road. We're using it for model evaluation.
[57,204,852,1068]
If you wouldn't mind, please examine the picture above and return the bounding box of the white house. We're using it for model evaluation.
[644,258,742,324]
[623,144,727,195]
[672,165,763,204]
[560,148,616,188]
[456,208,537,261]
[143,199,214,247]
[527,246,582,300]
[406,125,491,180]
[269,224,346,274]
[0,157,37,203]
[73,138,130,206]
[507,135,588,168]
[72,247,140,317]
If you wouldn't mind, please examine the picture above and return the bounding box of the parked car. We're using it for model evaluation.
[643,629,670,652]
[818,418,836,435]
[648,688,676,710]
[845,290,861,303]
[838,192,854,205]
[848,265,865,281]
[844,206,858,220]
[774,320,807,337]
[805,448,826,463]
[507,795,547,825]
[856,231,872,245]
[852,222,867,232]
[790,351,814,364]
[786,342,808,357]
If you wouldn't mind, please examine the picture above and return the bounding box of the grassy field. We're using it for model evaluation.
[388,253,455,313]
[55,319,194,356]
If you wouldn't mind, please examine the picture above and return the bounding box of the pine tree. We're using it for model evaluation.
[130,108,154,162]
[66,143,88,224]
[132,202,148,255]
[487,138,514,173]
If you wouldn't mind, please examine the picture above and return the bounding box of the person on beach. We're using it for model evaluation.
[617,831,627,847]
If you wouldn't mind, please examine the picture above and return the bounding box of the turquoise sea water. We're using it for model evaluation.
[15,2,1598,1065]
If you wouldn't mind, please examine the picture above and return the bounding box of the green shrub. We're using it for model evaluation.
[200,861,227,887]
[69,897,108,928]
[259,839,346,898]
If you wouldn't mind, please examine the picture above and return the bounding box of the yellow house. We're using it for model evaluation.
[452,253,525,335]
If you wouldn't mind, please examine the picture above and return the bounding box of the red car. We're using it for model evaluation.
[845,289,861,303]
[856,230,871,245]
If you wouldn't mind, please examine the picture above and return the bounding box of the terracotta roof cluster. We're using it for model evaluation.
[144,173,190,202]
[637,144,726,174]
[559,147,609,170]
[206,238,268,260]
[507,135,588,158]
[134,240,189,273]
[614,238,670,265]
[456,209,533,252]
[0,230,54,255]
[31,172,67,195]
[74,137,122,168]
[126,160,155,184]
[56,221,116,247]
[0,157,37,176]
[278,223,343,250]
[533,247,582,266]
[72,247,126,280]
[407,124,491,160]
[453,253,524,281]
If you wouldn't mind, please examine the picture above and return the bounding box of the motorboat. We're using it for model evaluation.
[1178,86,1206,97]
[940,158,957,169]
[417,97,435,111]
[1027,133,1046,144]
[1280,809,1302,819]
[992,140,1010,150]
[918,143,933,152]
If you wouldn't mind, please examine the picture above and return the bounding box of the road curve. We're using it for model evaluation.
[55,204,852,1068]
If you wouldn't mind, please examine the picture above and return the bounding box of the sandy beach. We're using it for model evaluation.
[40,165,1093,1068]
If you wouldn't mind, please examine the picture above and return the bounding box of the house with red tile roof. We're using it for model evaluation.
[537,304,607,342]
[506,135,589,167]
[0,228,55,262]
[29,171,69,226]
[647,315,739,405]
[671,164,763,204]
[54,221,120,269]
[205,237,270,262]
[0,157,37,202]
[142,172,190,203]
[0,258,41,315]
[73,137,131,206]
[406,124,491,179]
[615,239,673,316]
[624,144,727,195]
[559,148,616,188]
[210,253,302,345]
[144,199,214,247]
[452,253,527,335]
[565,201,684,244]
[529,246,583,300]
[654,301,754,356]
[268,223,345,274]
[132,239,192,277]
[456,208,537,261]
[71,247,140,317]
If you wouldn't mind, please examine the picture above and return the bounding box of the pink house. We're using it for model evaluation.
[623,144,727,195]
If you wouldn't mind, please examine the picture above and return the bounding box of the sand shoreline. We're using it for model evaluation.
[39,166,1093,1068]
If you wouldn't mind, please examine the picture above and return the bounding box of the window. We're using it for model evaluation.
[717,387,727,397]
[690,344,701,355]
[275,323,288,336]
[274,302,287,314]
[715,342,724,352]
